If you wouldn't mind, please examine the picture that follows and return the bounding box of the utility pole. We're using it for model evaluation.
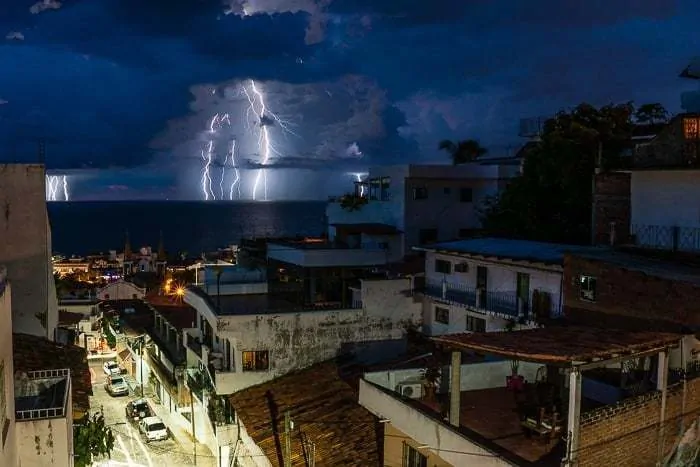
[139,337,144,397]
[284,411,292,467]
[590,141,603,246]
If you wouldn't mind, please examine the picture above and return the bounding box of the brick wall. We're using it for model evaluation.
[563,254,700,330]
[578,377,700,466]
[593,172,630,245]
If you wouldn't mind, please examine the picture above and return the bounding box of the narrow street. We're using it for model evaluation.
[89,360,215,467]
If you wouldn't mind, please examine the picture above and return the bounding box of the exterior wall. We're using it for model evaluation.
[634,115,699,168]
[359,379,513,466]
[384,425,453,467]
[563,254,700,330]
[594,172,630,245]
[403,177,499,248]
[0,164,58,340]
[423,251,562,335]
[97,280,145,300]
[577,377,700,467]
[631,170,700,236]
[0,278,17,467]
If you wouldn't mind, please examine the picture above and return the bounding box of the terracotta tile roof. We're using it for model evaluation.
[58,310,84,326]
[13,333,92,414]
[432,325,682,365]
[229,360,382,466]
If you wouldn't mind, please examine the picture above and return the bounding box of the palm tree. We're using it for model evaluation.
[439,139,488,165]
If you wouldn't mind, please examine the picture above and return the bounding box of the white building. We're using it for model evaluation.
[97,279,146,300]
[627,113,700,252]
[415,238,593,335]
[326,162,521,259]
[0,164,58,340]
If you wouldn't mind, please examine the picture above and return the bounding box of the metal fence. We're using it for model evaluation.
[631,224,700,252]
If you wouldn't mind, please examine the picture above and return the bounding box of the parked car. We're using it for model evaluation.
[103,360,121,375]
[105,375,129,397]
[125,399,152,422]
[139,416,168,442]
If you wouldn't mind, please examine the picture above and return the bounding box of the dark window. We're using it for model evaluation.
[104,294,110,299]
[443,187,451,195]
[380,177,391,201]
[402,443,428,467]
[412,187,428,200]
[454,262,469,273]
[580,275,597,301]
[434,259,451,274]
[419,229,438,245]
[435,307,449,324]
[466,315,486,332]
[242,350,269,371]
[460,187,473,203]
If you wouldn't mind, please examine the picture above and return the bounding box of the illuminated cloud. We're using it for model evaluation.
[222,0,331,44]
[29,0,62,15]
[0,99,7,105]
[6,31,25,41]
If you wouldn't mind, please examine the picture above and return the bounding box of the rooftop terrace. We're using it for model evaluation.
[15,369,71,421]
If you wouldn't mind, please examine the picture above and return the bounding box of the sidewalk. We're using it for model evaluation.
[147,397,216,467]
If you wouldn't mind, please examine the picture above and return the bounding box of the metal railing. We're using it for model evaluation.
[186,336,203,359]
[15,369,70,421]
[631,224,700,252]
[424,280,520,318]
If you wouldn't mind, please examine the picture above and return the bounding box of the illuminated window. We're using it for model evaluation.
[242,350,269,372]
[580,275,597,302]
[684,118,700,140]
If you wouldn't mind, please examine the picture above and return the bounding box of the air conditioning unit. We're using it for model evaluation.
[395,383,423,399]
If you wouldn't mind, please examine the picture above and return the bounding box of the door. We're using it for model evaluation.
[517,273,530,315]
[476,266,487,305]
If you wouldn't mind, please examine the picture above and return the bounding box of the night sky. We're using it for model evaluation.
[1,0,699,200]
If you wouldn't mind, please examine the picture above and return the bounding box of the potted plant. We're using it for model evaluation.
[507,359,525,391]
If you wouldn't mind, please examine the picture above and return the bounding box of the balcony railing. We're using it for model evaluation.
[424,280,520,319]
[631,224,700,252]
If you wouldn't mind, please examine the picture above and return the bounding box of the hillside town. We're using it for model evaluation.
[2,67,700,467]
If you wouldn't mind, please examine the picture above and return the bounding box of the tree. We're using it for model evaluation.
[480,102,639,244]
[74,412,115,467]
[438,139,488,165]
[635,103,669,125]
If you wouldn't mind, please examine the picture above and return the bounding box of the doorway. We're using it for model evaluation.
[476,266,487,305]
[517,273,530,315]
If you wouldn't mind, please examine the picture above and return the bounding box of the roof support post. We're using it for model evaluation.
[563,368,582,466]
[449,350,461,427]
[656,350,669,465]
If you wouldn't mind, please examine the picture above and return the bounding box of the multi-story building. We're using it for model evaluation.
[416,238,588,335]
[52,257,90,278]
[359,326,688,467]
[0,164,58,339]
[326,162,521,259]
[0,268,17,467]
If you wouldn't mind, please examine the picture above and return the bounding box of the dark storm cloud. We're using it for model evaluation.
[1,0,699,199]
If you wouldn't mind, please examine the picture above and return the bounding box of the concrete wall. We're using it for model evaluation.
[563,254,700,331]
[0,164,58,339]
[16,416,72,467]
[631,170,700,233]
[577,377,700,467]
[359,379,514,467]
[266,243,389,268]
[594,172,631,245]
[0,278,17,467]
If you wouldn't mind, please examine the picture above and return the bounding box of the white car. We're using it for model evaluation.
[103,360,121,376]
[139,416,168,442]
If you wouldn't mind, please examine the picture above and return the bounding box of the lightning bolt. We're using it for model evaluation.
[227,139,241,200]
[351,172,368,197]
[200,114,219,200]
[62,175,69,201]
[45,175,70,201]
[240,79,298,201]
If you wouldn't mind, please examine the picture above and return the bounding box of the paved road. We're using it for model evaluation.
[89,361,210,467]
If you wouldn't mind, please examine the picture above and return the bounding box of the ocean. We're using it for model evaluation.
[47,201,327,256]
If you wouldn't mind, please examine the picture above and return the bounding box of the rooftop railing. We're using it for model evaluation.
[15,369,70,421]
[631,224,700,252]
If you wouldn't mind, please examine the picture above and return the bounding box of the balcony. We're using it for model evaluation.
[424,280,522,319]
[631,224,700,252]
